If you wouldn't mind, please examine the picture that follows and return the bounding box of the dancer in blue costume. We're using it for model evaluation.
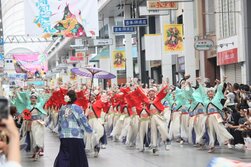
[13,89,47,160]
[196,77,233,153]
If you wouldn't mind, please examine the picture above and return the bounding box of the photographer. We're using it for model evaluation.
[0,116,22,167]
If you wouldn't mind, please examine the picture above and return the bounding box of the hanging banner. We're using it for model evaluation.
[145,34,162,61]
[13,53,48,74]
[163,24,184,52]
[24,0,99,38]
[112,51,126,69]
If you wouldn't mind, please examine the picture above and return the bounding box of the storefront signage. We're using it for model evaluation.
[93,39,113,46]
[124,18,148,27]
[70,56,83,61]
[194,39,214,51]
[139,6,170,16]
[113,26,136,34]
[217,48,238,65]
[147,1,178,10]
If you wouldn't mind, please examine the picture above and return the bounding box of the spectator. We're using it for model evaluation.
[10,106,22,129]
[0,116,22,167]
[227,104,248,148]
[233,83,240,104]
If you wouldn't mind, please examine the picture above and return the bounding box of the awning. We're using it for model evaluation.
[90,46,138,62]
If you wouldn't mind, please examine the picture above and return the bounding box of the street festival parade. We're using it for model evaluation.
[0,0,250,167]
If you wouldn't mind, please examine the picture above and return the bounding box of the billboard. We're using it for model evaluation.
[24,0,99,38]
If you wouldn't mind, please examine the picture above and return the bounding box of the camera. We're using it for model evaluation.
[0,97,9,119]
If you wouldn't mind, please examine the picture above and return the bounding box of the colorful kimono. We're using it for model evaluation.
[14,91,47,158]
[197,84,233,149]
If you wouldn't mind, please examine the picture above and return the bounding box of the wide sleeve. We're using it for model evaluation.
[213,83,224,101]
[192,84,207,105]
[156,85,168,102]
[13,92,29,114]
[212,83,225,110]
[74,106,93,133]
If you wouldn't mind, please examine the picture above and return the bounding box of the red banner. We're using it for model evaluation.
[217,48,238,65]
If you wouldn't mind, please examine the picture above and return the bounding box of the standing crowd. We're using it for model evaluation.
[0,75,250,167]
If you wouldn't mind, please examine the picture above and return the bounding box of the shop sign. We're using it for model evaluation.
[139,6,170,16]
[217,48,238,65]
[93,39,113,46]
[194,39,214,51]
[70,56,83,61]
[147,1,178,10]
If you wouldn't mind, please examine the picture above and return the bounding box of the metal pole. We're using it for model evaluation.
[88,75,94,102]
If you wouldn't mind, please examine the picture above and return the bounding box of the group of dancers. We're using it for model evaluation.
[8,74,238,161]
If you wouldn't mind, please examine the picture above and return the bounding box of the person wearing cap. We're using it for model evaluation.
[196,77,233,153]
[145,84,170,155]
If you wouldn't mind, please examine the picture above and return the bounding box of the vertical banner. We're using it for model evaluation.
[163,24,184,52]
[112,51,126,69]
[24,0,99,38]
[145,34,162,61]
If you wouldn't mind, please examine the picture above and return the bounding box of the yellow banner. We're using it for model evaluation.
[113,51,126,69]
[163,24,184,52]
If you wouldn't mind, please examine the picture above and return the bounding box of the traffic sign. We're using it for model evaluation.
[113,26,136,34]
[124,18,148,27]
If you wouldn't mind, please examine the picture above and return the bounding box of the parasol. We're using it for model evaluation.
[71,67,116,101]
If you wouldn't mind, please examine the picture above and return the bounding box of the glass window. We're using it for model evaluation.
[218,0,236,38]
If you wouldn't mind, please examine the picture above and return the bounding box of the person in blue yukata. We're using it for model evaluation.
[54,90,93,167]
